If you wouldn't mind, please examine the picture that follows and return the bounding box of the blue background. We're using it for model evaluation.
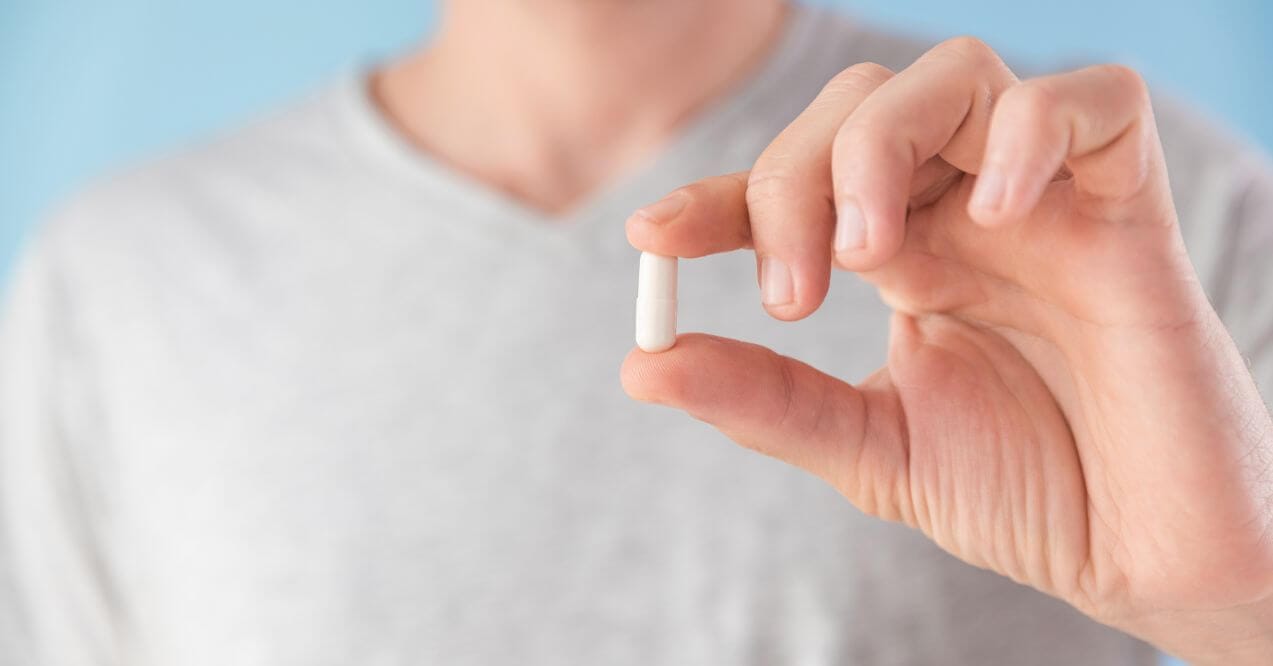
[2,2,1268,662]
[2,0,1271,279]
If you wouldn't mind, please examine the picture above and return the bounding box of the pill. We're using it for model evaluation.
[635,252,678,353]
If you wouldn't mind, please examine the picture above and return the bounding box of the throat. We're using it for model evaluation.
[370,0,790,216]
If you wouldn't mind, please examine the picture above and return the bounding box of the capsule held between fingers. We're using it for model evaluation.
[635,252,677,353]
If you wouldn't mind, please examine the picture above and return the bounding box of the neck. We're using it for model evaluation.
[373,0,788,214]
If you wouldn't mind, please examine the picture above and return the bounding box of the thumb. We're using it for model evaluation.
[621,333,910,521]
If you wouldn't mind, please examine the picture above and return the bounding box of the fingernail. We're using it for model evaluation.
[633,192,688,225]
[760,256,794,307]
[971,166,1006,212]
[834,200,866,251]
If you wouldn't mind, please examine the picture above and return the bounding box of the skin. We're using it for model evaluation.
[623,31,1273,666]
[374,0,786,213]
[376,1,1273,662]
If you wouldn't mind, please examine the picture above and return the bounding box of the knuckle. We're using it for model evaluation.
[849,61,895,81]
[937,35,998,66]
[1096,63,1151,105]
[992,81,1064,137]
[824,62,893,96]
[746,166,805,208]
[771,354,800,432]
[1002,81,1061,119]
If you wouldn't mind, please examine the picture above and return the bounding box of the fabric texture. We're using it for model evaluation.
[3,5,1271,665]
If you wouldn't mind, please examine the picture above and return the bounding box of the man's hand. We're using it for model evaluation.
[621,37,1273,664]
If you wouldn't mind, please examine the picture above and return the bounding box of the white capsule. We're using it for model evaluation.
[635,252,678,353]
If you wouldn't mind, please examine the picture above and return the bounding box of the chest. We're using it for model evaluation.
[87,229,934,664]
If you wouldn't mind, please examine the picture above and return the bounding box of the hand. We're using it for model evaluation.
[621,37,1273,664]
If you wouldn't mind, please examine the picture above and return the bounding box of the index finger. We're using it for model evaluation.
[625,172,753,258]
[627,62,895,320]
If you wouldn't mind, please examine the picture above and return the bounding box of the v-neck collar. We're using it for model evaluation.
[334,4,827,236]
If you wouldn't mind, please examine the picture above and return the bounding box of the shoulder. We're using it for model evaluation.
[32,76,372,296]
[47,78,360,239]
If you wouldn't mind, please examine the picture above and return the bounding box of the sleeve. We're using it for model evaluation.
[1210,154,1273,404]
[0,236,122,665]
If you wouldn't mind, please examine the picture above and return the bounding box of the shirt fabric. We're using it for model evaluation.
[3,5,1273,665]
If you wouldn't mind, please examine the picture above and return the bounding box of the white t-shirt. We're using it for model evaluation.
[3,6,1272,665]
